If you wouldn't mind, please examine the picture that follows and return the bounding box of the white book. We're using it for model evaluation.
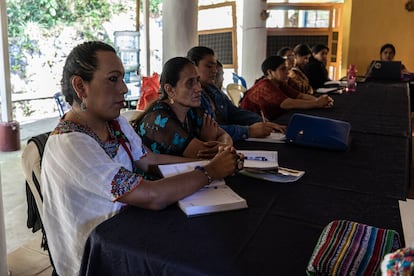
[158,161,248,217]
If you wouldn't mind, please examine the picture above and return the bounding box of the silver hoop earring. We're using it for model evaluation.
[80,101,87,112]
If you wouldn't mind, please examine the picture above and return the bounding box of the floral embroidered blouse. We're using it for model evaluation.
[41,115,146,275]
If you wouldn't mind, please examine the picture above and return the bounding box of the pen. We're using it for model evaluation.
[260,110,266,123]
[245,156,268,161]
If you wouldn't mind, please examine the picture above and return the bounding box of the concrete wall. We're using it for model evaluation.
[343,0,414,76]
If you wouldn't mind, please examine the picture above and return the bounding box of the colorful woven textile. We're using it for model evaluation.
[307,220,401,276]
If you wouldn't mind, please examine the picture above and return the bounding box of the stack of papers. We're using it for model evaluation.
[316,87,340,94]
[324,80,347,87]
[241,150,279,169]
[245,132,286,143]
[238,150,305,183]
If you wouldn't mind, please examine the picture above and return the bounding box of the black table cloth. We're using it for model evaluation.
[80,82,410,276]
[276,82,411,138]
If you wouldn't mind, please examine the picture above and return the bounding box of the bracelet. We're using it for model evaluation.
[194,165,213,184]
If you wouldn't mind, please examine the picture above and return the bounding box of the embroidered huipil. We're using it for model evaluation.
[41,115,146,276]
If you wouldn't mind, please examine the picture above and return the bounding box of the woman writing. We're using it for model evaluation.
[41,41,240,276]
[240,55,333,121]
[133,57,232,159]
[186,46,285,142]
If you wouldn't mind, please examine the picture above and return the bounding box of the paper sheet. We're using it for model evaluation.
[399,199,414,246]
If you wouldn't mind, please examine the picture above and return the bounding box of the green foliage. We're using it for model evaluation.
[5,0,160,79]
[149,0,163,15]
[5,0,130,76]
[7,0,74,37]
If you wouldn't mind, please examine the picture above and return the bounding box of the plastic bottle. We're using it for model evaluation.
[346,64,357,92]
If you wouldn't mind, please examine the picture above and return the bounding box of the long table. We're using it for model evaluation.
[80,82,411,276]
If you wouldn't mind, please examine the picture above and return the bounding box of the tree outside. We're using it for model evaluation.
[4,0,163,123]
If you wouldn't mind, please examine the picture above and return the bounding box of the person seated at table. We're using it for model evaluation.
[240,55,333,121]
[277,46,295,71]
[132,57,232,159]
[215,60,225,91]
[303,44,331,90]
[288,44,314,95]
[41,41,241,276]
[379,43,410,73]
[186,46,286,141]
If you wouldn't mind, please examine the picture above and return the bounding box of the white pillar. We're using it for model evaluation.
[0,0,12,123]
[163,0,198,63]
[0,169,8,276]
[143,0,151,76]
[241,0,267,88]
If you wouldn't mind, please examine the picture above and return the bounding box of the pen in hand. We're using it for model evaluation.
[260,110,266,123]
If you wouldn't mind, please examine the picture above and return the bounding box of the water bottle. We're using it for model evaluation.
[346,64,357,92]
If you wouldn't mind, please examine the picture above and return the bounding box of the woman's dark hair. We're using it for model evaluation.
[380,43,396,55]
[61,41,116,105]
[277,47,293,57]
[186,46,215,66]
[293,44,311,57]
[311,44,329,54]
[261,55,286,76]
[159,57,194,100]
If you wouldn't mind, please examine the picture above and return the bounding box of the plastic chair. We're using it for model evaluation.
[54,92,70,117]
[232,72,247,88]
[21,132,57,274]
[226,83,246,106]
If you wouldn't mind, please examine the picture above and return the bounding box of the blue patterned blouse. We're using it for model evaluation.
[135,101,204,156]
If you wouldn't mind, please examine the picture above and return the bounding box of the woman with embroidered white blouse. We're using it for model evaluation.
[41,41,241,276]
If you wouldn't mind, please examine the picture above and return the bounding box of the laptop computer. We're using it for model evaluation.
[365,60,402,81]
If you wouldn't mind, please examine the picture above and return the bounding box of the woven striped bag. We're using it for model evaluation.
[307,220,401,276]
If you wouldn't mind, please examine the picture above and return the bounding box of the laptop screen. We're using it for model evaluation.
[365,60,402,81]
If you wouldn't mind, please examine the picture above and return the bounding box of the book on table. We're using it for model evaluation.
[158,160,248,217]
[238,150,305,183]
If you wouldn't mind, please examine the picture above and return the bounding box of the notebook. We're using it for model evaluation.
[158,160,248,217]
[365,60,402,81]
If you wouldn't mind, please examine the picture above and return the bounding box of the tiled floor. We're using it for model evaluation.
[2,115,414,275]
